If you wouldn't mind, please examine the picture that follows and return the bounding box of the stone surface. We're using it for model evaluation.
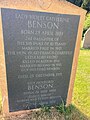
[1,8,80,112]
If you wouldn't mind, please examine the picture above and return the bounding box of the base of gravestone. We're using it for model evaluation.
[0,108,65,120]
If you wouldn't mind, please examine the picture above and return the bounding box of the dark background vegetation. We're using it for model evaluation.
[66,0,90,36]
[66,0,90,12]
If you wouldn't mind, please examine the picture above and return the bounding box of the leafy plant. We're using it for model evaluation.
[56,101,76,120]
[65,104,75,115]
[55,102,65,114]
[81,0,90,11]
[41,105,51,113]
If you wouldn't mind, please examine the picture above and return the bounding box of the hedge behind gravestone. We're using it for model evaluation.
[83,13,90,35]
[66,0,90,12]
[66,0,83,7]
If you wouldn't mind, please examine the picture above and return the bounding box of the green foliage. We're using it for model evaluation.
[41,102,75,117]
[84,13,90,31]
[56,103,76,119]
[41,105,51,113]
[55,102,65,114]
[56,101,75,115]
[81,0,90,8]
[66,0,90,11]
[65,105,75,116]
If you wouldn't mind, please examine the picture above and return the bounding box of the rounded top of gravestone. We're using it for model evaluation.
[85,27,90,35]
[83,28,90,48]
[83,27,90,39]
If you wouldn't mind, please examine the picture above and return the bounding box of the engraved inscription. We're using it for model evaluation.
[1,8,80,112]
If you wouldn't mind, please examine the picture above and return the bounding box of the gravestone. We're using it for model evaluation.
[1,8,80,112]
[83,28,90,48]
[0,0,86,115]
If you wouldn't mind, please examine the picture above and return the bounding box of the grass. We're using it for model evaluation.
[72,49,90,118]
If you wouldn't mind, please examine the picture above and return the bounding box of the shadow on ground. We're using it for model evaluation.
[69,105,90,120]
